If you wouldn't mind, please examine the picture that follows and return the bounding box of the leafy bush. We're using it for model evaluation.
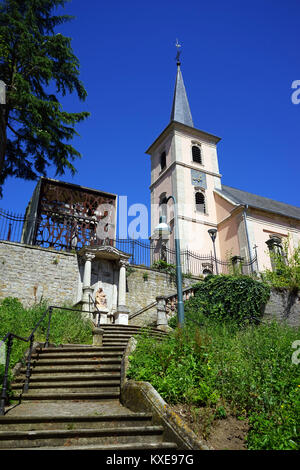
[261,242,300,293]
[127,319,300,450]
[183,275,270,324]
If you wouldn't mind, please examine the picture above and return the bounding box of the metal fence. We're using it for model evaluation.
[0,209,25,243]
[0,208,258,277]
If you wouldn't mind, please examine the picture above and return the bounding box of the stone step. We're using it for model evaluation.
[13,373,120,383]
[0,413,153,431]
[38,346,124,353]
[5,441,177,451]
[19,364,121,374]
[27,358,122,366]
[102,327,166,336]
[0,425,165,449]
[11,391,120,401]
[13,386,120,395]
[11,381,121,390]
[31,352,123,359]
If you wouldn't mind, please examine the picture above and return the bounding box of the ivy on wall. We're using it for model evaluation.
[183,275,271,324]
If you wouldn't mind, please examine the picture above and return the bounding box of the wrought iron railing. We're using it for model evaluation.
[0,209,25,243]
[0,207,258,277]
[0,305,94,415]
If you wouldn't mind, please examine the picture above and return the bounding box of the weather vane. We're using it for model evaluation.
[175,39,182,65]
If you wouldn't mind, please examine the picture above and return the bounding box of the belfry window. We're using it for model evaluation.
[195,192,206,213]
[192,145,202,164]
[160,152,166,171]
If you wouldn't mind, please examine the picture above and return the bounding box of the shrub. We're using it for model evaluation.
[183,275,270,324]
[261,242,300,293]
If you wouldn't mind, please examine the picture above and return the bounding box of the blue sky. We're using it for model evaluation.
[2,0,300,237]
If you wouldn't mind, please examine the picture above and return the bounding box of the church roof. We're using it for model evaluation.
[170,64,194,127]
[218,185,300,221]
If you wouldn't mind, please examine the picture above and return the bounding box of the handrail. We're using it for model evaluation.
[0,305,88,416]
[129,301,158,320]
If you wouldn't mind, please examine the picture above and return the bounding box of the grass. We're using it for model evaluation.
[127,315,300,450]
[0,297,93,397]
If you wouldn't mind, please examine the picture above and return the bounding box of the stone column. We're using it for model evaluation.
[118,259,127,307]
[81,252,95,317]
[156,296,168,329]
[114,259,129,325]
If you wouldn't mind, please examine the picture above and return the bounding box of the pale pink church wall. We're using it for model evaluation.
[217,213,241,260]
[247,208,300,271]
[214,193,240,259]
[215,193,235,222]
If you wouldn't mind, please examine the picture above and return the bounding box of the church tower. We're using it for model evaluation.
[146,52,223,257]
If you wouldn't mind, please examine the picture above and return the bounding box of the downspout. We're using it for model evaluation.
[243,205,254,273]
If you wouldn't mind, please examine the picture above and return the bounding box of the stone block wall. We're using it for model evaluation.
[126,266,199,326]
[0,241,79,308]
[264,289,300,327]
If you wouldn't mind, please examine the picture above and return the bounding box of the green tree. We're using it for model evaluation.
[0,0,90,196]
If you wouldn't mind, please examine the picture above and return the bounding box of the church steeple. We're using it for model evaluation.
[170,42,194,127]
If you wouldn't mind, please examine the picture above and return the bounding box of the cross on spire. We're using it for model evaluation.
[175,39,181,65]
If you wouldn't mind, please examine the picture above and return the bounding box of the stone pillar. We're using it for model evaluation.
[231,255,244,275]
[92,327,104,346]
[114,259,129,325]
[118,259,127,307]
[81,252,95,316]
[156,296,168,329]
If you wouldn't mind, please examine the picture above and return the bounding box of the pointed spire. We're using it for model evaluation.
[170,41,194,127]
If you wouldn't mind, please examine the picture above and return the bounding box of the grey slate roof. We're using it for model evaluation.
[170,65,194,127]
[219,185,300,221]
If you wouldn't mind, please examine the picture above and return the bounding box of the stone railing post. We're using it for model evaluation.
[156,296,168,331]
[92,326,104,346]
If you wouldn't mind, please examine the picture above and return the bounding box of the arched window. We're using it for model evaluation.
[160,152,166,171]
[192,145,202,164]
[195,191,206,213]
[159,192,167,218]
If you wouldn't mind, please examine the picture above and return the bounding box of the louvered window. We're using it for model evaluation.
[192,145,202,164]
[195,192,206,213]
[160,152,166,170]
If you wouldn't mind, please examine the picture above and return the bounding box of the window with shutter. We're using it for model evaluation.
[192,145,202,164]
[195,192,206,213]
[160,152,166,170]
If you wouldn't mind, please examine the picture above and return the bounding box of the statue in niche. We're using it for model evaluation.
[95,288,107,309]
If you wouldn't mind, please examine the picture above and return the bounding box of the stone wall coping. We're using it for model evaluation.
[0,240,76,258]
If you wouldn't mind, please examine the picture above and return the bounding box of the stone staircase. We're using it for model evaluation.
[0,325,177,450]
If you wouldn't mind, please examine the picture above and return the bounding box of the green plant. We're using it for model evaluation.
[184,275,270,325]
[142,272,149,281]
[261,241,300,293]
[0,298,92,399]
[127,318,300,450]
[126,266,135,277]
[151,260,176,280]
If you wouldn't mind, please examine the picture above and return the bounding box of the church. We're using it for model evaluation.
[147,56,300,274]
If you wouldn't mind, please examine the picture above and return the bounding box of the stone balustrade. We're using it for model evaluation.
[156,285,200,329]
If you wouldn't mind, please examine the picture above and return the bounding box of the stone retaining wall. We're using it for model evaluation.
[264,289,300,327]
[0,241,79,307]
[126,266,199,326]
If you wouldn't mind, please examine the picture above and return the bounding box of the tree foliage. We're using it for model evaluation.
[0,0,90,196]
